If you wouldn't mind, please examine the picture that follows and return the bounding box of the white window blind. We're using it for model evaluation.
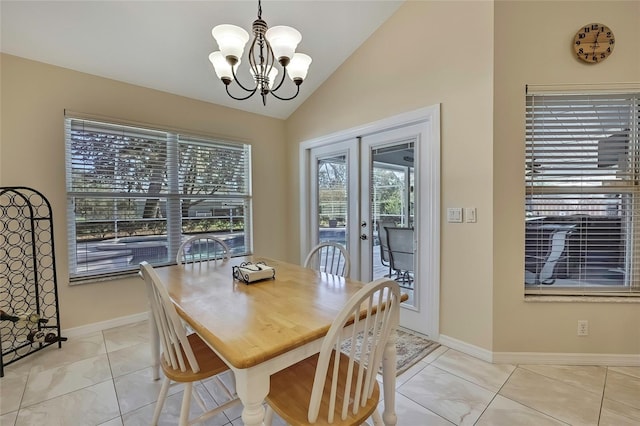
[525,90,639,295]
[65,116,252,282]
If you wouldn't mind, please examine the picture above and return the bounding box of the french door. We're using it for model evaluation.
[301,106,440,338]
[307,140,361,275]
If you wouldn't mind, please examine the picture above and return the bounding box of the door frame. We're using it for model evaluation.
[299,105,441,339]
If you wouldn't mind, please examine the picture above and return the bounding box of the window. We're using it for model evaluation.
[372,165,413,225]
[65,115,252,282]
[525,88,639,295]
[317,157,348,231]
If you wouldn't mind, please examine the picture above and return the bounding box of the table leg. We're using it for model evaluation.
[381,330,398,426]
[233,368,269,426]
[149,314,160,380]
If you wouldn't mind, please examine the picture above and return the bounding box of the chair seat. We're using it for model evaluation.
[266,351,380,426]
[161,333,229,383]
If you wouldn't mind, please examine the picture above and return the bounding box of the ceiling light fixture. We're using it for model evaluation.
[209,0,312,106]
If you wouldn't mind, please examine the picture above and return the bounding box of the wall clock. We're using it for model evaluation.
[573,23,615,63]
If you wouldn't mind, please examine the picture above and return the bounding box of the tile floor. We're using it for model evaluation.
[1,320,639,425]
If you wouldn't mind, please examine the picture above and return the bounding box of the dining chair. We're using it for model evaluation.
[304,241,351,278]
[264,277,401,426]
[386,227,415,289]
[139,262,240,426]
[176,234,230,265]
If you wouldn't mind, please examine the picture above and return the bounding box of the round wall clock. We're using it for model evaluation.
[573,23,615,63]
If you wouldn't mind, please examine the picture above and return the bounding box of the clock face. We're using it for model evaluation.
[573,23,615,63]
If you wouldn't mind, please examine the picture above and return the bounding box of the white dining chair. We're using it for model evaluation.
[176,234,230,265]
[264,277,401,426]
[139,262,240,425]
[304,241,351,278]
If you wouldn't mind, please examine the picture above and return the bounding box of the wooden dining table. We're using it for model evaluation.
[150,255,401,426]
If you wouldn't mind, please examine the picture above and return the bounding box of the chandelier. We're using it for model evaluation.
[208,0,312,106]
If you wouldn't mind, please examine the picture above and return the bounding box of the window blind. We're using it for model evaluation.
[65,117,252,281]
[525,91,639,295]
[178,136,250,196]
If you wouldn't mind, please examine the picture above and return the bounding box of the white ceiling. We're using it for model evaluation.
[0,1,404,119]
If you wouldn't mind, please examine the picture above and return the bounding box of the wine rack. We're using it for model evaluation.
[0,187,65,377]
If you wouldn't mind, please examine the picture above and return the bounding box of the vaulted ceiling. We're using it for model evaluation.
[1,1,404,119]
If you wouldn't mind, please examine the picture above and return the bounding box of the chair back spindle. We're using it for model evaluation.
[176,235,230,266]
[139,262,241,425]
[308,278,400,423]
[304,242,351,278]
[140,261,199,373]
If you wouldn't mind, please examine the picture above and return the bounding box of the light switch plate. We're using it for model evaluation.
[465,207,477,223]
[447,207,463,223]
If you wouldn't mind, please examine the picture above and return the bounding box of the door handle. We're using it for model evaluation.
[360,234,368,240]
[361,221,367,228]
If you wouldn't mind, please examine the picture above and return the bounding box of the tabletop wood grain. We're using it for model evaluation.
[153,256,368,369]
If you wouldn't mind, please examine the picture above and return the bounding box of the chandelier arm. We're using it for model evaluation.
[269,84,300,101]
[230,64,258,94]
[270,65,289,93]
[226,84,258,101]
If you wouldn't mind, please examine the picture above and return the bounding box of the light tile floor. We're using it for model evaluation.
[1,320,639,426]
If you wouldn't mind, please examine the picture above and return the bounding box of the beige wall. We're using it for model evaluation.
[0,54,288,329]
[287,0,639,355]
[493,1,640,354]
[286,1,496,350]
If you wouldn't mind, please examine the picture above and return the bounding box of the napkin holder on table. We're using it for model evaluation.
[232,262,276,284]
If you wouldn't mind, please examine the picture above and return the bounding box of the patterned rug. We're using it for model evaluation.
[341,328,440,376]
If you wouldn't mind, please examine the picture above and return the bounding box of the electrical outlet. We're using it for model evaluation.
[577,320,589,336]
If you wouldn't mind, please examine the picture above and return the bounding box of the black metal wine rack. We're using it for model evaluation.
[0,187,65,377]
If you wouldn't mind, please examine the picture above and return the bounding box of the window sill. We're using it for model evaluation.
[525,295,640,303]
[69,270,141,286]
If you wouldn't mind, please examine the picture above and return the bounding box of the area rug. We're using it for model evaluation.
[341,328,440,376]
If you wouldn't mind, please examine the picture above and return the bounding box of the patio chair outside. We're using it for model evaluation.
[378,220,397,278]
[386,227,415,289]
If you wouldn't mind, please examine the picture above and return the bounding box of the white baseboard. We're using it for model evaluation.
[438,334,640,366]
[492,351,640,366]
[438,334,493,363]
[62,311,149,338]
[61,316,639,367]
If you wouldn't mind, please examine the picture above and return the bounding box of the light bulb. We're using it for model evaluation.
[212,24,249,63]
[209,51,240,82]
[287,53,312,82]
[265,26,301,64]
